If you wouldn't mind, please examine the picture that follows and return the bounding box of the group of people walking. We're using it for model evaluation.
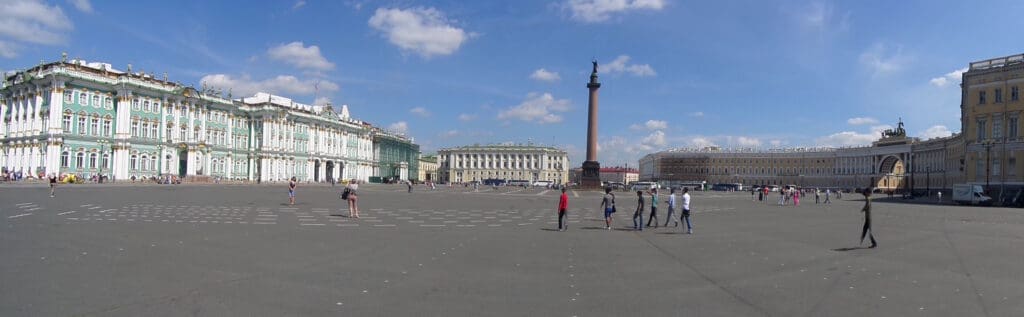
[568,187,694,234]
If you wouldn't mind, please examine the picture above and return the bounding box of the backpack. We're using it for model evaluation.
[341,188,351,200]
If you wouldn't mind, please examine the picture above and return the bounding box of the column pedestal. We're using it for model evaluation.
[581,160,601,189]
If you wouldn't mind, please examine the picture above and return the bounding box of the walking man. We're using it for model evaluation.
[937,191,942,202]
[646,188,659,228]
[288,177,297,205]
[664,188,679,227]
[860,188,877,248]
[681,187,693,234]
[815,188,820,204]
[407,181,413,193]
[557,188,569,231]
[824,189,832,204]
[600,187,615,230]
[48,174,57,197]
[633,191,645,231]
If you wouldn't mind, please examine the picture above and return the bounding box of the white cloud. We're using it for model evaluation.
[929,67,968,87]
[734,136,762,147]
[630,119,667,131]
[200,74,339,97]
[642,130,666,147]
[70,0,92,13]
[815,125,891,147]
[0,0,73,58]
[497,92,572,124]
[368,7,470,58]
[690,137,717,148]
[859,42,910,75]
[769,140,783,147]
[313,96,332,106]
[918,125,952,139]
[690,111,704,117]
[846,117,878,125]
[440,130,459,138]
[566,0,666,23]
[457,113,476,122]
[603,55,656,77]
[267,42,335,71]
[410,107,430,117]
[530,68,561,82]
[292,0,306,9]
[388,121,409,134]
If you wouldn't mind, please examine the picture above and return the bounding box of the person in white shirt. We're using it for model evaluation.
[664,188,679,227]
[681,187,693,234]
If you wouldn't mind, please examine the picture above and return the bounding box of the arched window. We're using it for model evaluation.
[102,116,112,136]
[75,152,84,168]
[89,153,97,169]
[62,111,73,130]
[92,95,100,107]
[101,153,110,169]
[130,155,138,170]
[60,151,69,168]
[140,155,149,171]
[90,115,99,136]
[78,92,87,104]
[64,91,72,102]
[144,101,150,112]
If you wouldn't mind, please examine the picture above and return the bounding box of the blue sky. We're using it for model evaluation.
[2,0,1023,166]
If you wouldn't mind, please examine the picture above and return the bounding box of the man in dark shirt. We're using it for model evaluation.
[861,188,877,248]
[49,174,58,197]
[633,191,645,231]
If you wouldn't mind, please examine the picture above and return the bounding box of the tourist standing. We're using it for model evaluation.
[633,191,645,231]
[347,180,360,218]
[557,188,569,231]
[49,174,57,197]
[778,189,786,205]
[681,187,693,234]
[407,181,413,193]
[600,187,616,230]
[288,177,297,205]
[815,188,820,204]
[793,189,800,206]
[860,188,877,248]
[937,191,942,202]
[665,188,679,227]
[646,188,659,228]
[824,189,832,204]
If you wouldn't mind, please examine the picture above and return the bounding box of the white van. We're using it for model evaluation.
[631,181,660,191]
[952,184,992,205]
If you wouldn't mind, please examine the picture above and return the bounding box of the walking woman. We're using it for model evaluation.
[860,188,877,248]
[347,179,360,218]
[793,189,800,206]
[633,191,645,231]
[288,177,297,205]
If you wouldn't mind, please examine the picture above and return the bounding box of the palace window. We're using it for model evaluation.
[77,116,86,134]
[90,116,99,136]
[993,118,1003,139]
[101,153,110,169]
[132,99,140,111]
[130,155,138,170]
[995,89,1004,103]
[64,91,72,103]
[75,152,84,168]
[1010,117,1019,139]
[977,119,987,141]
[979,91,987,104]
[79,93,87,104]
[92,95,99,107]
[144,101,151,112]
[102,117,112,136]
[62,112,72,130]
[89,153,97,169]
[142,122,150,138]
[105,97,112,107]
[1010,158,1017,176]
[150,123,158,139]
[993,159,1002,176]
[976,159,985,178]
[60,151,69,168]
[141,155,149,171]
[180,126,187,140]
[131,120,139,137]
[1013,86,1020,102]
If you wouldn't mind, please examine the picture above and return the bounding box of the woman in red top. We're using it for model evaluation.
[557,188,569,231]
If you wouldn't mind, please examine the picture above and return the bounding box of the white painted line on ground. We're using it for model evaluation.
[408,220,424,223]
[488,224,502,227]
[572,190,579,198]
[15,202,34,206]
[58,211,77,216]
[338,224,359,227]
[396,217,413,220]
[537,190,550,196]
[67,218,79,220]
[301,223,326,226]
[253,222,276,225]
[79,204,93,207]
[420,224,445,227]
[9,213,32,218]
[88,206,102,210]
[99,209,117,213]
[374,224,396,227]
[518,223,532,226]
[18,205,36,209]
[25,207,42,211]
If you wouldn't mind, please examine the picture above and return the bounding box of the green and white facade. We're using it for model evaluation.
[1,58,419,182]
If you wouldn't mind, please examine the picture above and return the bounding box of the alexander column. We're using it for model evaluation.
[581,60,602,188]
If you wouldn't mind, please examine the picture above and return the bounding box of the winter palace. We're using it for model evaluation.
[0,56,419,183]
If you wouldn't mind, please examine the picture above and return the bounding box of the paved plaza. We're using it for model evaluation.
[2,184,1024,316]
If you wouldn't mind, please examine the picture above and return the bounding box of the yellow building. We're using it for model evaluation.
[417,154,439,182]
[962,54,1024,192]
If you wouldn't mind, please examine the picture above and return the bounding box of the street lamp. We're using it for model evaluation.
[97,139,109,183]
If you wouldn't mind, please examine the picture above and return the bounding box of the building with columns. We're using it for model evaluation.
[437,144,569,184]
[0,57,418,183]
[640,53,1024,198]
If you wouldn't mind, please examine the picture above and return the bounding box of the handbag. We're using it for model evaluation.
[341,188,350,200]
